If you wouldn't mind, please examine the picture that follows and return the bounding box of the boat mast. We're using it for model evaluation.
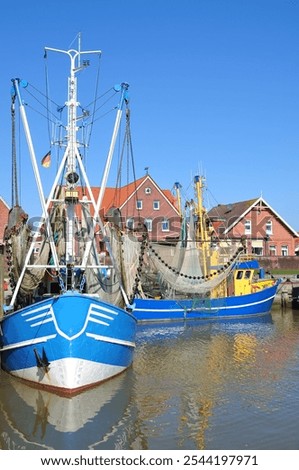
[8,46,102,308]
[46,46,131,305]
[174,182,182,220]
[194,175,208,277]
[174,181,188,247]
[45,46,101,263]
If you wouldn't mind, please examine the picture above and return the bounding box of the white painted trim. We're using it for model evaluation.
[0,334,57,352]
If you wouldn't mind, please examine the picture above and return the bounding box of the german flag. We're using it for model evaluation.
[41,151,51,168]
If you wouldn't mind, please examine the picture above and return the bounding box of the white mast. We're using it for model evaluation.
[9,46,101,307]
[45,46,101,263]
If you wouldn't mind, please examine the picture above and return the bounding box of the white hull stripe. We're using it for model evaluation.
[0,334,57,352]
[25,311,52,322]
[91,304,120,316]
[30,317,54,327]
[90,312,114,320]
[22,305,51,317]
[89,318,110,326]
[136,293,275,313]
[86,332,136,348]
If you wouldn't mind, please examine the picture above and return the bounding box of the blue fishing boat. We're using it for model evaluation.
[133,176,281,322]
[134,278,280,322]
[0,43,138,394]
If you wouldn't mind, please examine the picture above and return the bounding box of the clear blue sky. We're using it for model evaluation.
[1,0,299,228]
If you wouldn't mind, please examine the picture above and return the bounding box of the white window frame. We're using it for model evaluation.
[266,220,273,235]
[244,219,251,235]
[269,245,276,256]
[161,219,169,232]
[153,200,160,210]
[136,200,142,210]
[144,218,152,232]
[281,245,288,256]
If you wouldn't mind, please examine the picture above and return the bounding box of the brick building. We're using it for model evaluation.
[1,187,299,264]
[102,174,181,242]
[208,196,299,257]
[72,174,181,242]
[0,197,10,245]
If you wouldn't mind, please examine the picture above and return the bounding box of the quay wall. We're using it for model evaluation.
[259,256,299,273]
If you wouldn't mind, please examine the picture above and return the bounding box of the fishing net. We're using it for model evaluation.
[140,240,241,297]
[81,206,143,307]
[5,205,50,295]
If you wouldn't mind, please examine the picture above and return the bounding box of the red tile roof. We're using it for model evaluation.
[74,175,178,213]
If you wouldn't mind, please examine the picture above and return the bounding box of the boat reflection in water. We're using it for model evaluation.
[134,315,274,450]
[1,310,299,450]
[0,371,135,450]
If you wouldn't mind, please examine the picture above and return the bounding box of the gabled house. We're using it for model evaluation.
[101,174,181,242]
[208,196,299,257]
[60,174,181,244]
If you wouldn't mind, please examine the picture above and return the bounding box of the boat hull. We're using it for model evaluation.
[0,292,136,394]
[134,281,280,323]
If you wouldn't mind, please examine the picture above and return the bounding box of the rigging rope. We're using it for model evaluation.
[125,108,142,222]
[111,105,142,223]
[86,54,102,150]
[44,53,52,144]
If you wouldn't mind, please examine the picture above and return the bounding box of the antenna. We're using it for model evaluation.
[78,32,81,68]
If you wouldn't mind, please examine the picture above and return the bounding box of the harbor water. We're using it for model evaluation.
[0,306,299,450]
